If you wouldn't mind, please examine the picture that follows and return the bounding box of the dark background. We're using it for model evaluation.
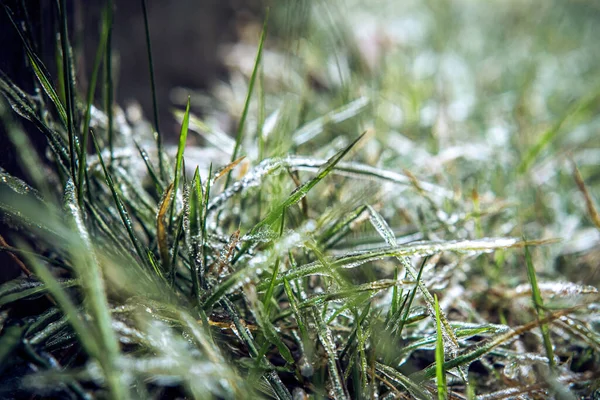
[0,0,262,282]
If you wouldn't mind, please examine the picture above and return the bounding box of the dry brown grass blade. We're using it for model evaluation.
[572,161,600,229]
[214,156,246,183]
[157,183,174,273]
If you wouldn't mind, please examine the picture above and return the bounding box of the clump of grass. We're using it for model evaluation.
[1,0,599,399]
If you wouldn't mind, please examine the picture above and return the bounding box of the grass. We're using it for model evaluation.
[0,0,599,399]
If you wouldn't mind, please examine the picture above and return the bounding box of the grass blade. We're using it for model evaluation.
[434,294,447,400]
[223,8,269,191]
[91,129,149,267]
[367,205,460,349]
[78,2,112,205]
[233,131,368,264]
[58,0,78,180]
[140,0,165,178]
[169,96,191,225]
[63,179,127,399]
[157,183,174,275]
[524,243,555,369]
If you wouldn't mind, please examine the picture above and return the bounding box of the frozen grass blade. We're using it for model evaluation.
[434,294,447,400]
[313,309,349,399]
[223,8,269,191]
[91,129,149,267]
[0,278,77,307]
[524,243,555,369]
[134,140,163,192]
[263,209,285,315]
[412,307,582,382]
[293,96,370,145]
[169,96,191,225]
[369,206,459,349]
[187,167,203,304]
[376,362,433,400]
[256,238,534,290]
[232,131,367,264]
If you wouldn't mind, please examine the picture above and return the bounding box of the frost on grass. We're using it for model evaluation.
[0,0,599,399]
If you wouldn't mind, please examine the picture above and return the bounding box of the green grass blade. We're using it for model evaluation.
[2,5,67,126]
[134,140,163,193]
[103,0,115,162]
[169,97,191,225]
[376,362,433,400]
[91,129,149,267]
[223,8,269,191]
[233,131,367,264]
[63,179,127,399]
[58,0,78,179]
[0,278,77,307]
[187,167,203,304]
[367,205,460,349]
[78,3,112,206]
[140,0,165,179]
[313,309,349,399]
[263,209,286,315]
[17,242,100,359]
[524,243,555,369]
[396,257,428,336]
[434,294,447,400]
[518,87,600,174]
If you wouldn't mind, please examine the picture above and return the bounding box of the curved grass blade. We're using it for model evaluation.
[256,237,531,291]
[0,74,70,175]
[2,5,67,126]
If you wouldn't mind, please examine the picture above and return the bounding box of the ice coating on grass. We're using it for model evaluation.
[514,281,598,297]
